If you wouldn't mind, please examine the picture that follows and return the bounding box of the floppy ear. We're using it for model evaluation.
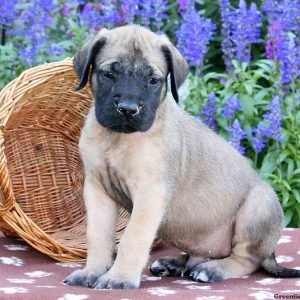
[161,45,189,102]
[73,36,107,91]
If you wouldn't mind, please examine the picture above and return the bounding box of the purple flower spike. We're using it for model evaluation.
[177,0,194,12]
[219,0,262,71]
[202,92,218,131]
[119,0,137,24]
[227,119,247,154]
[252,122,268,153]
[222,95,242,118]
[176,7,216,67]
[137,0,168,32]
[263,96,283,142]
[263,0,300,34]
[0,0,18,26]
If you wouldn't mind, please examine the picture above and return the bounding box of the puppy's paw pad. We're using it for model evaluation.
[150,258,183,277]
[189,267,224,283]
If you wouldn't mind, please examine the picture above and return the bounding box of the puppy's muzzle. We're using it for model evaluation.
[114,95,143,118]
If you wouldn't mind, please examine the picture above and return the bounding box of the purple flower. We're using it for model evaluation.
[62,6,70,16]
[263,0,300,34]
[202,92,218,131]
[279,35,300,84]
[100,1,121,28]
[177,0,194,12]
[252,96,283,152]
[222,95,242,118]
[227,119,247,154]
[262,96,283,142]
[80,3,102,30]
[137,0,168,32]
[265,23,283,60]
[0,0,18,26]
[80,1,121,30]
[219,0,235,72]
[219,0,262,71]
[9,0,56,65]
[119,0,137,24]
[176,7,216,67]
[252,122,268,153]
[264,0,300,84]
[266,24,300,84]
[49,43,65,56]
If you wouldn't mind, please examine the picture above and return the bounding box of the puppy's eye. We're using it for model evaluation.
[102,71,115,80]
[148,77,160,85]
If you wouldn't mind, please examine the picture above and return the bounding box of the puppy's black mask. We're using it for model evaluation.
[73,36,188,134]
[93,49,164,133]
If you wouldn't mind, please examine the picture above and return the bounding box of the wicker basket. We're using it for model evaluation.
[0,58,130,262]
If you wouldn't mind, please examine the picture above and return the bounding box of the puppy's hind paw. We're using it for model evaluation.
[150,257,185,277]
[188,264,224,283]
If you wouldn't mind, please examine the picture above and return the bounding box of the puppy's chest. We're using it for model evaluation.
[99,148,133,213]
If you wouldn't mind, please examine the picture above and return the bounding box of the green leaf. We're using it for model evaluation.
[244,81,254,96]
[241,62,249,72]
[282,180,291,191]
[281,189,290,207]
[292,189,300,203]
[287,144,298,156]
[254,89,270,104]
[259,151,278,176]
[203,72,221,82]
[287,159,295,181]
[296,111,300,126]
[283,209,293,226]
[239,94,254,120]
[290,179,300,185]
[279,150,290,162]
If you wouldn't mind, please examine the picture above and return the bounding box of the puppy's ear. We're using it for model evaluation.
[73,35,107,91]
[161,45,189,102]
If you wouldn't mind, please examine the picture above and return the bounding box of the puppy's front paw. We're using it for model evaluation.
[63,268,108,287]
[93,272,139,290]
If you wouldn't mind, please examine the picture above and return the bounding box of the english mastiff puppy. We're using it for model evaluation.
[64,25,300,289]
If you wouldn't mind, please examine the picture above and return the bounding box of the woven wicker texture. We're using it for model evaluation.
[0,58,130,262]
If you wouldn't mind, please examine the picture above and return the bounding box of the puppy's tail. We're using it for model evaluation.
[261,252,300,278]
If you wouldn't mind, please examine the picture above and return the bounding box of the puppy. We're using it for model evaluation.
[64,25,300,289]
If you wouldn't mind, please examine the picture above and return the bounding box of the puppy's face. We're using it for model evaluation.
[74,25,189,133]
[92,50,165,133]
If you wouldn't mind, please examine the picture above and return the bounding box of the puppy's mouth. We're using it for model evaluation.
[110,123,138,133]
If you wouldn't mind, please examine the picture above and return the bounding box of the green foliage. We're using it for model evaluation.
[0,44,25,89]
[183,59,300,227]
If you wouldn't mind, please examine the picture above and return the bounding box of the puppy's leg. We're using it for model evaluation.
[63,175,118,287]
[150,254,189,277]
[188,183,283,282]
[93,187,166,289]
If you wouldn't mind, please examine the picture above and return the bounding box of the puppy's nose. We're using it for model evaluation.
[116,101,140,117]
